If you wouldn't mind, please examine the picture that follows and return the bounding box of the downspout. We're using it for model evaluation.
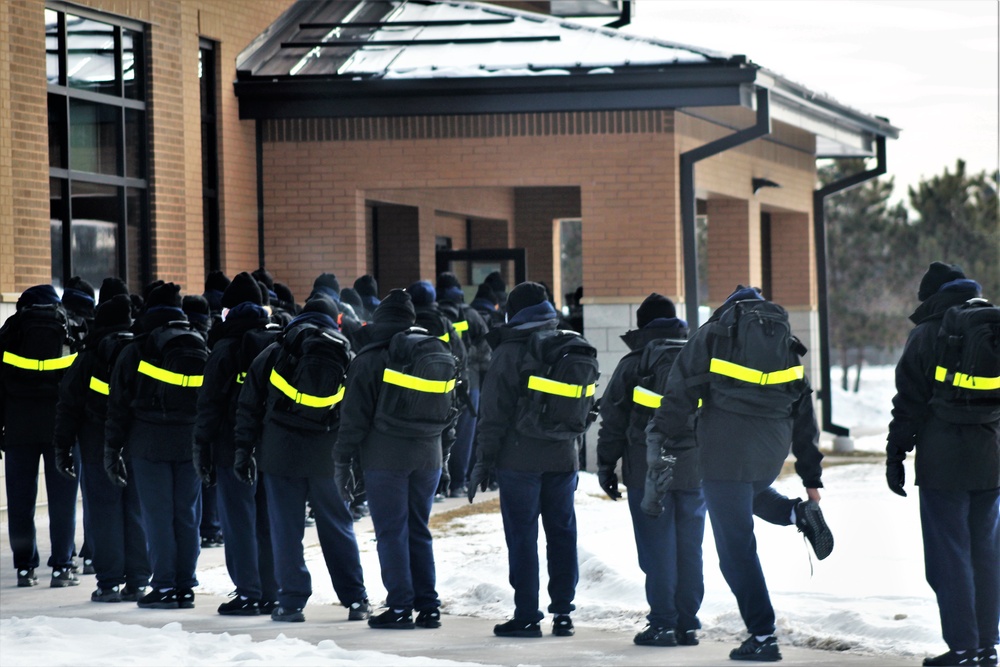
[681,87,771,328]
[605,1,632,28]
[256,119,266,268]
[813,135,887,437]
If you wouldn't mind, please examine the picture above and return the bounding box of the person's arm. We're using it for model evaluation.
[887,326,934,455]
[790,384,824,494]
[473,342,520,465]
[649,329,708,446]
[335,349,381,463]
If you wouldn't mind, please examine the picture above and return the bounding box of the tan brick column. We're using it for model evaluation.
[705,197,761,305]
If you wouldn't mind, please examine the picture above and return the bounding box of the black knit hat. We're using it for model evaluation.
[484,271,507,295]
[918,262,966,302]
[142,280,165,302]
[340,287,364,314]
[313,273,341,295]
[406,280,436,306]
[374,288,416,325]
[252,267,275,291]
[354,275,379,299]
[636,293,676,328]
[506,281,548,318]
[274,282,295,306]
[222,271,264,308]
[436,272,462,292]
[146,282,182,309]
[302,293,340,320]
[99,277,130,304]
[93,294,133,330]
[182,294,210,317]
[204,270,231,293]
[474,283,498,305]
[66,276,96,300]
[256,281,271,306]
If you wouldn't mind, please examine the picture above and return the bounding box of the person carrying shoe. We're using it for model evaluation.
[646,285,831,662]
[233,295,369,624]
[335,289,455,630]
[596,293,706,648]
[470,282,600,639]
[886,262,999,667]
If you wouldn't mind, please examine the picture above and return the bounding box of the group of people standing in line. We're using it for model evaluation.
[1,260,996,666]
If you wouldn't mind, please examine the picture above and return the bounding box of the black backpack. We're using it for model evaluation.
[132,321,208,424]
[515,329,600,441]
[626,337,687,447]
[369,327,458,438]
[1,303,76,399]
[930,298,1000,424]
[229,323,282,418]
[266,324,350,433]
[84,330,133,422]
[697,299,806,416]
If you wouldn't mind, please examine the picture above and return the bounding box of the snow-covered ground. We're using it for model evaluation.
[4,365,947,665]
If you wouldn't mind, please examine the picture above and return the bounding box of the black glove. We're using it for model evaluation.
[193,441,216,487]
[233,448,257,486]
[55,446,77,481]
[597,466,621,500]
[640,453,677,517]
[104,449,128,488]
[886,460,906,497]
[467,460,494,503]
[437,466,451,497]
[334,461,355,503]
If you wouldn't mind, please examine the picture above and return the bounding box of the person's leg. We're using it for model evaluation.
[407,468,441,612]
[496,469,544,623]
[449,391,478,493]
[702,479,776,636]
[540,471,578,618]
[920,487,978,650]
[673,488,707,633]
[365,469,414,610]
[216,465,263,599]
[626,484,675,628]
[5,444,42,572]
[42,443,78,570]
[172,460,202,591]
[75,444,93,569]
[752,485,797,526]
[122,460,151,591]
[200,482,223,544]
[131,458,177,590]
[263,474,311,611]
[254,474,279,603]
[969,488,1000,651]
[81,461,125,590]
[309,476,367,607]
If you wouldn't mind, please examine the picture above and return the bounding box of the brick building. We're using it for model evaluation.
[2,0,899,448]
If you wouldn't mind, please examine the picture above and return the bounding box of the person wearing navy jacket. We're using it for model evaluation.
[596,293,705,647]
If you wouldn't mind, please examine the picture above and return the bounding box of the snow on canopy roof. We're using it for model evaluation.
[243,1,731,81]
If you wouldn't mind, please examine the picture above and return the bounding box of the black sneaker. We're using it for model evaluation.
[51,568,80,588]
[82,559,95,575]
[795,500,833,560]
[137,588,179,609]
[634,625,677,646]
[218,594,259,616]
[368,608,415,629]
[678,629,700,646]
[923,650,979,666]
[200,535,224,549]
[730,635,782,662]
[260,600,278,615]
[348,598,371,621]
[493,618,542,638]
[552,614,574,637]
[177,587,195,609]
[121,585,148,602]
[980,646,998,667]
[271,606,305,622]
[448,487,467,499]
[415,608,441,629]
[16,568,38,588]
[91,586,122,603]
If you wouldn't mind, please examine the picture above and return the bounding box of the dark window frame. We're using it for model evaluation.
[200,39,221,273]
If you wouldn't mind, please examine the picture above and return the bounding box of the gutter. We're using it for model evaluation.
[813,135,887,437]
[680,87,771,327]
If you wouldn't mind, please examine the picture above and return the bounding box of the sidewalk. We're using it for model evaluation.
[1,489,903,667]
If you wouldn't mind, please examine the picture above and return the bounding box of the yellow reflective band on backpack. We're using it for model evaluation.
[2,350,77,371]
[236,372,246,385]
[383,367,456,394]
[453,320,469,336]
[137,360,203,388]
[709,358,803,385]
[934,366,1000,390]
[527,375,596,399]
[438,332,450,343]
[269,368,344,408]
[632,385,663,409]
[89,376,110,395]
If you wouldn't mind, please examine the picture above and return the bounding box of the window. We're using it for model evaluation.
[200,41,221,273]
[46,7,148,293]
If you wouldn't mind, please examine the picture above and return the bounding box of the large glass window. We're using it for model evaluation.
[47,6,148,292]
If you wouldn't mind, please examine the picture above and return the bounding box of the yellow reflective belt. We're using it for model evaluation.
[632,385,662,409]
[934,366,1000,390]
[89,376,110,395]
[269,368,344,408]
[527,375,596,399]
[137,360,203,388]
[236,372,246,385]
[709,358,803,385]
[2,350,77,371]
[438,332,450,343]
[383,367,456,394]
[453,320,469,336]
